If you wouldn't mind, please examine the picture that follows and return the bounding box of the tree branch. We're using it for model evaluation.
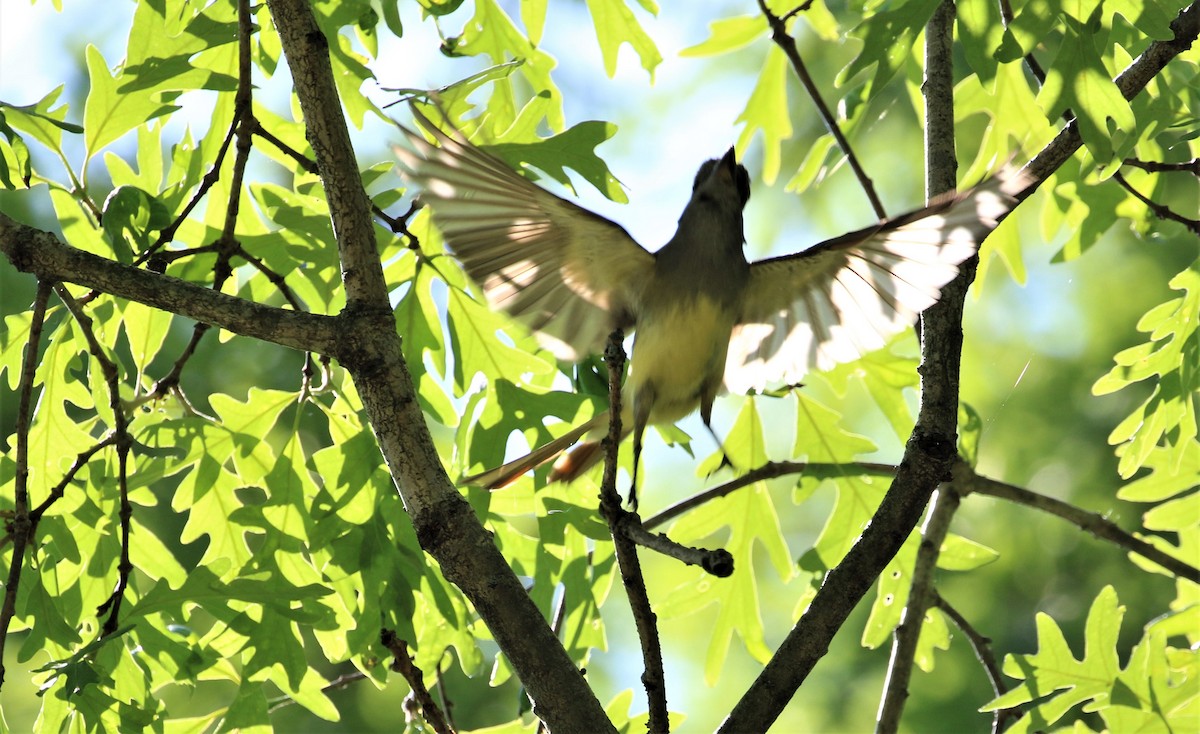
[721,3,1200,730]
[1112,170,1200,235]
[52,285,135,638]
[263,0,614,729]
[597,330,669,731]
[931,593,1020,734]
[757,0,887,218]
[955,462,1200,584]
[876,488,960,734]
[381,630,454,734]
[0,281,53,690]
[876,5,959,731]
[643,461,897,529]
[0,215,342,355]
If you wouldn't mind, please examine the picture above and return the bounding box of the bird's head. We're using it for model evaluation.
[690,147,751,212]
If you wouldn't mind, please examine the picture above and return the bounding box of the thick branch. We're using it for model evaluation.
[0,215,341,356]
[875,7,959,731]
[263,0,614,729]
[266,0,386,308]
[721,2,1200,730]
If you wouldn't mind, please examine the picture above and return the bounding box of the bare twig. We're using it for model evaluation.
[1112,170,1200,234]
[1123,157,1200,174]
[29,435,119,523]
[620,520,733,577]
[254,122,419,241]
[644,461,897,530]
[381,630,454,734]
[53,285,135,637]
[266,670,369,713]
[931,594,1020,734]
[597,330,669,732]
[955,462,1200,583]
[0,281,54,689]
[876,487,960,734]
[756,0,887,218]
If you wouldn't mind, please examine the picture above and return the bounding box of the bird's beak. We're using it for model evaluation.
[721,147,738,174]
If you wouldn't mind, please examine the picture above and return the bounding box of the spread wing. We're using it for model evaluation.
[394,112,656,361]
[725,175,1020,393]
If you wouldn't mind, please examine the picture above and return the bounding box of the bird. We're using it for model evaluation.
[394,109,1017,500]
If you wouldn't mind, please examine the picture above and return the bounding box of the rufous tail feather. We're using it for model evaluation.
[460,412,610,489]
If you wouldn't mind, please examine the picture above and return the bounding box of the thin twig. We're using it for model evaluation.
[266,671,368,713]
[931,593,1020,734]
[1123,157,1200,174]
[756,0,887,218]
[997,0,1050,87]
[598,329,669,732]
[29,435,119,523]
[380,630,454,734]
[150,0,260,405]
[0,281,53,689]
[876,486,960,734]
[620,520,733,577]
[253,118,419,241]
[54,285,135,636]
[954,462,1200,583]
[1112,170,1200,234]
[643,461,897,530]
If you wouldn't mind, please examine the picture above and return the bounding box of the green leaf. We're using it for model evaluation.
[83,45,179,161]
[679,15,766,57]
[659,473,793,685]
[699,396,769,475]
[584,0,662,79]
[956,0,1004,85]
[217,679,270,733]
[484,119,626,202]
[958,402,983,467]
[982,586,1125,730]
[121,0,239,94]
[120,300,173,382]
[1,86,84,155]
[862,532,918,648]
[839,0,943,96]
[453,0,564,129]
[938,533,1000,571]
[823,346,921,442]
[996,0,1057,63]
[792,395,880,566]
[1036,13,1136,163]
[1094,261,1199,478]
[1117,443,1200,503]
[100,185,171,263]
[736,44,791,184]
[447,286,554,392]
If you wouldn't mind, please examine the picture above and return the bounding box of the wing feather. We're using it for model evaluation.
[726,173,1022,393]
[394,111,655,360]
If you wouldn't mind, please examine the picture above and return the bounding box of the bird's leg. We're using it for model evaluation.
[629,391,654,511]
[701,400,735,475]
